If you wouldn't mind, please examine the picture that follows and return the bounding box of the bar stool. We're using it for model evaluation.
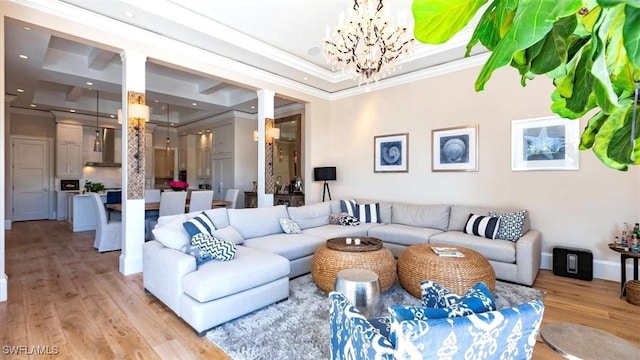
[334,268,381,318]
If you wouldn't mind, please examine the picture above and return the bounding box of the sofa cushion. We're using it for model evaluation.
[356,199,392,224]
[301,223,379,239]
[357,203,381,223]
[182,212,216,238]
[242,233,326,261]
[448,205,492,231]
[368,223,443,247]
[340,199,358,216]
[203,207,230,228]
[211,226,244,245]
[191,233,237,261]
[463,214,500,239]
[279,218,302,234]
[429,231,516,263]
[227,205,289,239]
[391,203,450,231]
[182,246,290,303]
[152,214,190,250]
[287,202,330,229]
[490,210,528,241]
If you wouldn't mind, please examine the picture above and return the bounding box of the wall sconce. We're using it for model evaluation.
[253,130,259,142]
[266,127,280,143]
[128,101,149,173]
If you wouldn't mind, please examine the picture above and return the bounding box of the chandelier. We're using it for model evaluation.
[323,0,414,86]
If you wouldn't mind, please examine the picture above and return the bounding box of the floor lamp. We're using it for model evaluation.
[313,166,336,202]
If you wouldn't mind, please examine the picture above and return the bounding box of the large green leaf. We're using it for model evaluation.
[606,101,638,163]
[566,46,595,112]
[592,99,634,169]
[590,6,622,114]
[579,111,608,149]
[475,0,583,91]
[530,15,577,74]
[598,0,640,8]
[623,5,640,68]
[551,88,595,119]
[412,0,488,44]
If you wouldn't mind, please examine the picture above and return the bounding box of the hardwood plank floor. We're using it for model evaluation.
[1,220,638,359]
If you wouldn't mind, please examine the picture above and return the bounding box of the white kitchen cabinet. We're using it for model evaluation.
[179,135,188,170]
[196,133,212,179]
[212,123,233,158]
[56,123,83,177]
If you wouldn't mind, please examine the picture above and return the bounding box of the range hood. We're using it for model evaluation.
[85,128,121,167]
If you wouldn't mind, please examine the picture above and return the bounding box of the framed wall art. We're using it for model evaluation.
[432,125,478,172]
[374,133,408,173]
[511,116,580,171]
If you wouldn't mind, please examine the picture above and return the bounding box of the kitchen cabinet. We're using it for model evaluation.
[212,123,233,158]
[154,148,175,179]
[196,133,212,179]
[179,135,188,170]
[56,123,83,177]
[56,190,78,220]
[213,157,233,200]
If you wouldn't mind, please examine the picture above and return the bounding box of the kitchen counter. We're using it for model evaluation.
[69,193,107,232]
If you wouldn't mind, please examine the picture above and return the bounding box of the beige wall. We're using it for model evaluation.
[321,65,639,280]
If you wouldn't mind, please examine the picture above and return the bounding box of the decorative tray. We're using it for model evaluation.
[326,237,382,252]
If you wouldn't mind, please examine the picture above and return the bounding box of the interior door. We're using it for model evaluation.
[13,137,51,221]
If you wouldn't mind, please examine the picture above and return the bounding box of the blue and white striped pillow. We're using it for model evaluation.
[340,199,358,216]
[357,203,381,223]
[182,212,216,238]
[464,214,500,239]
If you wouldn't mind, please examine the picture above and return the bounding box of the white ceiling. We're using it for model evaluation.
[4,0,486,131]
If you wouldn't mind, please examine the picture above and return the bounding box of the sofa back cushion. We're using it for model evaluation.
[203,207,230,228]
[227,205,289,239]
[449,205,530,234]
[152,214,190,250]
[288,202,331,230]
[328,200,343,214]
[357,198,392,224]
[391,203,450,231]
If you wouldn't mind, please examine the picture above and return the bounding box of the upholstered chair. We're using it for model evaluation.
[90,193,122,252]
[189,190,214,212]
[224,189,240,209]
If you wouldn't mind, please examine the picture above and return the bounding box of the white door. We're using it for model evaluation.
[13,137,51,221]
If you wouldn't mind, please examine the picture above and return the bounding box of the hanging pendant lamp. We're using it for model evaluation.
[165,104,171,156]
[93,91,102,152]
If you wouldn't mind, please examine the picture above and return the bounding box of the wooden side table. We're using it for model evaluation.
[608,243,640,297]
[244,191,257,208]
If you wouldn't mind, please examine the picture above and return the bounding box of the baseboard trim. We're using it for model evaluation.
[119,254,143,275]
[541,252,631,283]
[4,220,11,230]
[0,273,7,302]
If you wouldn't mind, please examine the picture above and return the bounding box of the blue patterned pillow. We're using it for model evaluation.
[182,212,216,238]
[340,199,358,216]
[489,210,528,241]
[279,218,301,234]
[191,233,237,261]
[357,203,381,223]
[180,244,213,267]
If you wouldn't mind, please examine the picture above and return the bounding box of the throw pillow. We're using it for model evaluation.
[279,218,301,234]
[338,215,360,226]
[182,212,216,238]
[340,199,358,216]
[357,203,381,223]
[463,213,500,239]
[180,244,213,267]
[489,210,528,241]
[191,233,237,261]
[420,280,496,310]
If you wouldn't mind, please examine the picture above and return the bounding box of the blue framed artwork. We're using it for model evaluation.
[432,125,478,172]
[511,116,579,171]
[374,133,408,172]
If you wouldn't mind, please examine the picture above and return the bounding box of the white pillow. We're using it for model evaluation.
[152,214,190,250]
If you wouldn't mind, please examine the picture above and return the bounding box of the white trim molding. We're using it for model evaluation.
[541,251,628,283]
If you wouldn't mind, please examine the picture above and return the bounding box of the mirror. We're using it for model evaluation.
[273,114,301,192]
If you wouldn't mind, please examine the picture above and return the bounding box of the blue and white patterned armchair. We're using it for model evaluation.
[329,282,544,360]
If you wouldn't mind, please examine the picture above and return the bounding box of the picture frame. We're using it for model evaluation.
[432,125,478,172]
[511,115,580,171]
[373,133,409,173]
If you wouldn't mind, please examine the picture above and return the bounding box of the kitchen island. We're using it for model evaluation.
[68,192,107,232]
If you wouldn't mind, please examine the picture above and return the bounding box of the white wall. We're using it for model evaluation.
[322,66,639,280]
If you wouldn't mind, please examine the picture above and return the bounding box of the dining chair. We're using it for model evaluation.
[159,191,188,216]
[144,189,161,203]
[189,190,214,212]
[224,189,240,209]
[90,193,122,252]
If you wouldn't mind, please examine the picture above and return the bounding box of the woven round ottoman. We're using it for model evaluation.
[311,241,396,293]
[398,243,496,298]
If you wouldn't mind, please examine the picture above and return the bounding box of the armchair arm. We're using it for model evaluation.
[329,292,394,360]
[143,240,196,313]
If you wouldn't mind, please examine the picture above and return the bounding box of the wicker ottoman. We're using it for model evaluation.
[398,243,496,298]
[311,242,396,293]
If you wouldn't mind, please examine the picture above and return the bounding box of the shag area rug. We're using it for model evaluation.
[207,274,545,360]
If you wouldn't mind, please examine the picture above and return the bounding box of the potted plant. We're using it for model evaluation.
[84,180,106,193]
[168,180,189,191]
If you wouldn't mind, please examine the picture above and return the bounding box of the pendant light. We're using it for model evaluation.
[165,104,171,156]
[93,90,102,152]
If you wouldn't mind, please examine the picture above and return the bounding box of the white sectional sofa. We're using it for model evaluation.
[143,199,541,335]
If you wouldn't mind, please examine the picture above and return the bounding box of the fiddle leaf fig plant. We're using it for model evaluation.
[412,0,640,170]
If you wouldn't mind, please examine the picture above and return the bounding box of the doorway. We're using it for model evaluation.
[12,137,52,221]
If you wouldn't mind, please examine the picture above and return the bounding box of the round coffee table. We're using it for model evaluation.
[311,237,396,293]
[398,243,496,298]
[541,322,640,359]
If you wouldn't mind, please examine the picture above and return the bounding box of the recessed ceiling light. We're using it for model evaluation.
[251,106,256,109]
[154,99,159,103]
[307,46,321,56]
[192,102,197,106]
[205,129,211,133]
[170,123,175,126]
[86,81,93,86]
[303,77,308,81]
[29,104,36,107]
[69,109,76,113]
[197,131,203,135]
[123,11,135,18]
[109,114,115,118]
[23,26,32,31]
[18,54,28,59]
[17,88,24,93]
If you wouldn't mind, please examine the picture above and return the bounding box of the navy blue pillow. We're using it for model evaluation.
[182,212,216,238]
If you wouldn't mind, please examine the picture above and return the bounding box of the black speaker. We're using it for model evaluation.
[552,247,593,281]
[313,166,336,181]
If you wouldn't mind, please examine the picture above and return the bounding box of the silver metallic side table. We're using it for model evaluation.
[334,268,381,318]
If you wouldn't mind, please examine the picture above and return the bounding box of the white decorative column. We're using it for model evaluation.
[257,89,275,207]
[119,50,147,275]
[0,9,8,300]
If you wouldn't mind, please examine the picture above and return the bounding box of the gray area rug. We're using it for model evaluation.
[207,274,545,360]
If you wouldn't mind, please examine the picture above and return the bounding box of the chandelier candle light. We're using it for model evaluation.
[324,0,414,86]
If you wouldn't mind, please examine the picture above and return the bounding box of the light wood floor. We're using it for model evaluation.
[1,220,639,359]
